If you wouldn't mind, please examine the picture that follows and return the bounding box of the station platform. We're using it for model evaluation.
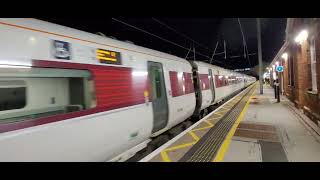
[140,82,320,162]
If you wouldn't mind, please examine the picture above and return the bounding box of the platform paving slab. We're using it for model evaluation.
[223,85,320,162]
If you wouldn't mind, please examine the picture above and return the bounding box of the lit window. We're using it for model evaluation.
[0,67,96,123]
[0,81,26,111]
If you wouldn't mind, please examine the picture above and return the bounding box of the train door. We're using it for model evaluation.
[148,61,169,133]
[208,69,215,104]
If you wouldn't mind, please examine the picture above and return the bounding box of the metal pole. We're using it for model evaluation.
[209,41,219,64]
[193,42,196,61]
[184,46,192,59]
[224,40,227,59]
[273,81,277,99]
[276,71,280,102]
[280,60,284,95]
[257,18,263,94]
[274,71,278,99]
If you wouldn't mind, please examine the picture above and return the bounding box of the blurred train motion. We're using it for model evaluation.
[0,19,256,161]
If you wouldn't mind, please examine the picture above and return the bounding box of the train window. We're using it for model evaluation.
[215,75,222,88]
[199,74,210,90]
[0,81,26,111]
[183,72,194,94]
[0,67,96,123]
[150,66,162,99]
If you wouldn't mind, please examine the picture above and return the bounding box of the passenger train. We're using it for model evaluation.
[0,18,256,161]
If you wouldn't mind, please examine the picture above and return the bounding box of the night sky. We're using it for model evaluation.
[39,18,286,71]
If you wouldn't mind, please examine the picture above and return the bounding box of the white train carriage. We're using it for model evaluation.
[190,61,254,118]
[0,18,196,161]
[0,18,255,162]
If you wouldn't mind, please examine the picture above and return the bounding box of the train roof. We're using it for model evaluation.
[0,18,256,79]
[0,18,189,64]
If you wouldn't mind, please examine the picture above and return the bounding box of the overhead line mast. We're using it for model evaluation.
[112,18,230,67]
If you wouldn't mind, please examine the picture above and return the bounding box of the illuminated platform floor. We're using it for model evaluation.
[140,84,320,162]
[223,85,320,162]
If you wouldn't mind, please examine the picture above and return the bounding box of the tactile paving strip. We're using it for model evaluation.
[178,85,256,162]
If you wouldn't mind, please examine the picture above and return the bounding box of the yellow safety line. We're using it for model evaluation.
[160,141,197,162]
[165,142,196,151]
[220,107,231,111]
[222,105,233,109]
[204,120,214,126]
[207,116,222,121]
[160,151,171,162]
[222,106,230,109]
[188,131,200,141]
[213,112,222,117]
[192,126,213,132]
[214,112,225,116]
[206,119,219,125]
[217,109,229,113]
[212,85,256,162]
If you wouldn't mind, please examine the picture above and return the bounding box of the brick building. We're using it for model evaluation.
[271,18,320,126]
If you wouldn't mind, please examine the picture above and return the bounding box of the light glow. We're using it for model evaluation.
[132,71,148,76]
[28,36,36,45]
[0,65,31,69]
[0,59,32,66]
[295,30,308,44]
[273,71,277,80]
[281,53,288,60]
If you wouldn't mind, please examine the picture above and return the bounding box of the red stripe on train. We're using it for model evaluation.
[0,60,149,133]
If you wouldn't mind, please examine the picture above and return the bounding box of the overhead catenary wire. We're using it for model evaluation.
[152,18,228,60]
[151,17,217,54]
[209,41,219,64]
[237,18,252,67]
[229,53,257,58]
[153,17,253,68]
[112,18,189,51]
[152,18,251,66]
[151,17,257,70]
[111,18,228,67]
[237,18,247,58]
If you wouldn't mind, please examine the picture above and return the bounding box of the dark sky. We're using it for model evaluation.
[39,18,286,70]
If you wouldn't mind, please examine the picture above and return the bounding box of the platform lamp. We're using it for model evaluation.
[295,30,308,45]
[271,64,277,98]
